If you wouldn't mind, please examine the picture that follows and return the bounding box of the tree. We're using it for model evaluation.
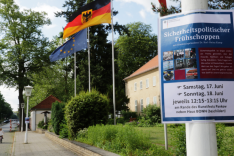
[55,0,129,113]
[0,91,13,120]
[65,89,109,138]
[0,0,51,130]
[152,0,234,16]
[116,22,158,79]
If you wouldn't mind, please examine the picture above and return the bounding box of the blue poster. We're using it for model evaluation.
[159,11,234,123]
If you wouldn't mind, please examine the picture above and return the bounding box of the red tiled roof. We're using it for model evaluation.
[123,55,159,80]
[30,95,61,111]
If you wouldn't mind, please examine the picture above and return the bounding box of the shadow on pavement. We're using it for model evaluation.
[1,142,12,144]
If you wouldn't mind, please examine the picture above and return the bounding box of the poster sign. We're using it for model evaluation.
[25,117,30,124]
[159,10,234,123]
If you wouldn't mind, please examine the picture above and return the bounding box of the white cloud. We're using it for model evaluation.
[139,10,146,19]
[13,1,62,21]
[117,0,158,15]
[126,12,132,17]
[0,86,19,111]
[116,0,179,15]
[44,24,57,29]
[33,4,62,20]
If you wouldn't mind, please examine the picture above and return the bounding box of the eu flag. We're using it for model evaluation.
[49,29,87,62]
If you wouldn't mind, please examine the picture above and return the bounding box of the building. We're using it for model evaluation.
[30,95,61,131]
[123,55,160,114]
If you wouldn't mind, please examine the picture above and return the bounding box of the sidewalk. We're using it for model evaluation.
[12,131,78,156]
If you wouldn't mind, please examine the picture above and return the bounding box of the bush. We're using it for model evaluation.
[59,118,69,138]
[37,118,50,129]
[170,124,186,156]
[216,123,234,155]
[76,124,171,156]
[121,111,138,121]
[47,120,54,132]
[116,117,125,124]
[107,118,114,125]
[37,119,44,128]
[142,104,161,124]
[65,89,109,138]
[137,117,151,127]
[51,101,66,135]
[125,120,138,126]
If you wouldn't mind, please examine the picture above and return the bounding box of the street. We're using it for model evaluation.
[0,122,18,156]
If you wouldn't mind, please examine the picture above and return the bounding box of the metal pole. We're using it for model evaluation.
[21,108,23,132]
[88,27,91,92]
[158,2,168,150]
[164,124,168,150]
[74,52,76,96]
[111,0,116,125]
[181,1,218,156]
[24,96,29,143]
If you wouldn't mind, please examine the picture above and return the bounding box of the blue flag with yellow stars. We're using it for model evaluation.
[49,28,87,62]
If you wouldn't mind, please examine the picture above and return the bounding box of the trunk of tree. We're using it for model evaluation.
[18,86,25,131]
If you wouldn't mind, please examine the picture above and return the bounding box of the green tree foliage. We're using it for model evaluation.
[51,101,66,135]
[0,91,13,120]
[116,22,158,79]
[65,89,109,138]
[0,0,52,129]
[55,0,129,113]
[141,104,161,124]
[121,111,138,121]
[28,32,83,109]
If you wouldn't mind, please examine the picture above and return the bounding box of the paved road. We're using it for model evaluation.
[13,132,77,156]
[0,122,18,156]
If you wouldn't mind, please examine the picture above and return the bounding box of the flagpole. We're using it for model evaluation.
[74,53,76,97]
[88,27,91,92]
[111,0,116,125]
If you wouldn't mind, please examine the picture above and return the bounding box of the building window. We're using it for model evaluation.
[134,82,137,91]
[141,99,143,112]
[135,100,138,112]
[146,78,149,88]
[146,97,150,106]
[153,76,156,86]
[140,81,142,90]
[153,96,157,105]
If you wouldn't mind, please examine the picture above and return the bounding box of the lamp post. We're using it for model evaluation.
[21,103,25,132]
[24,85,33,144]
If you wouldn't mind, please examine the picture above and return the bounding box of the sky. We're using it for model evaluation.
[0,0,179,111]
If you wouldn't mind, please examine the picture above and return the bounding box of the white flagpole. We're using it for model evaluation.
[74,53,76,97]
[88,27,91,92]
[111,0,116,125]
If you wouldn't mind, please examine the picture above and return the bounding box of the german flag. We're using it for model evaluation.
[63,0,111,39]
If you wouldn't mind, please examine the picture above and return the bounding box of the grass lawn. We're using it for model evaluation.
[135,126,174,146]
[135,125,234,151]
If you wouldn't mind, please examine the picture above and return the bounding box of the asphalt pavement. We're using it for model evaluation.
[0,122,18,156]
[13,132,77,156]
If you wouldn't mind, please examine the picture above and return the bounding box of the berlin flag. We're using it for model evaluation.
[158,0,167,8]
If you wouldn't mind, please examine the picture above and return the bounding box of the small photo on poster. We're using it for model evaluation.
[163,51,173,61]
[174,49,184,59]
[163,60,174,70]
[186,59,197,68]
[186,69,198,79]
[185,48,196,59]
[174,70,186,80]
[174,59,186,70]
[163,70,174,81]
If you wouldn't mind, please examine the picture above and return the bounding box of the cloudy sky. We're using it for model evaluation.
[0,0,178,111]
